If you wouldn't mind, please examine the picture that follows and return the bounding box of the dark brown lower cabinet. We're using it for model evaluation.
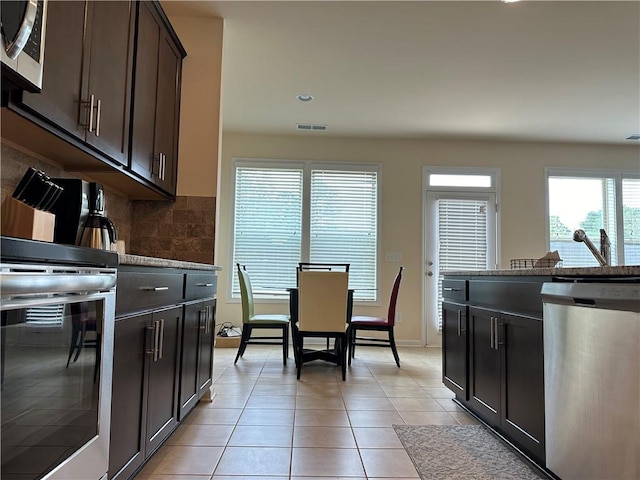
[179,298,215,419]
[442,301,468,398]
[468,306,545,462]
[109,306,182,480]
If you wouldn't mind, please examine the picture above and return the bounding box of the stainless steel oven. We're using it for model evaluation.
[0,238,117,480]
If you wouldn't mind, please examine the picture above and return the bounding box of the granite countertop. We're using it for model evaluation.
[118,253,222,271]
[442,265,640,277]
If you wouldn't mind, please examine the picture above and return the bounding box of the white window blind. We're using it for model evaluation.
[233,167,303,296]
[310,169,378,301]
[437,198,489,332]
[438,199,489,270]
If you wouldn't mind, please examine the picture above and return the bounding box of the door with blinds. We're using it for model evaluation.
[425,192,497,344]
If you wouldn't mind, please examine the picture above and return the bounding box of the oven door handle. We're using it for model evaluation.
[1,271,116,296]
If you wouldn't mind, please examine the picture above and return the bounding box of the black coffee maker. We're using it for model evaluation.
[51,180,118,250]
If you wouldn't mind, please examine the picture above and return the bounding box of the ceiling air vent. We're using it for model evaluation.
[626,134,640,140]
[296,123,327,131]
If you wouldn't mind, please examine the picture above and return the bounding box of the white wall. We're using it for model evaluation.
[216,132,639,345]
[168,16,223,197]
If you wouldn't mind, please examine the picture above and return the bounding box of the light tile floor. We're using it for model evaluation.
[135,345,479,480]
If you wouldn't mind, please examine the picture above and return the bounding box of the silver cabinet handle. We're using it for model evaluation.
[95,99,102,137]
[149,320,160,361]
[87,94,95,132]
[161,153,167,180]
[199,308,206,331]
[197,283,214,287]
[141,286,169,292]
[146,323,157,356]
[457,309,461,336]
[158,318,165,360]
[489,317,496,350]
[443,287,460,291]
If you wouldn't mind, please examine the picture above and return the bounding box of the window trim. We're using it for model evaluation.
[545,167,640,266]
[229,157,382,305]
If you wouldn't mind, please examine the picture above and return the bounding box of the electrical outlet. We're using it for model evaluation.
[396,312,403,324]
[385,251,403,262]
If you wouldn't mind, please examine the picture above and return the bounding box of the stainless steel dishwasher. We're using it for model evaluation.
[541,281,640,480]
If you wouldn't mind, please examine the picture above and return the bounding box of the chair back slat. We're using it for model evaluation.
[298,270,349,332]
[237,264,255,321]
[386,266,404,326]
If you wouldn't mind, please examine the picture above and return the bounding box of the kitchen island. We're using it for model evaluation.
[441,266,639,473]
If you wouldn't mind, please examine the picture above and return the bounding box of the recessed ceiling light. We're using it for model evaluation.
[626,134,640,140]
[502,0,520,3]
[296,94,314,102]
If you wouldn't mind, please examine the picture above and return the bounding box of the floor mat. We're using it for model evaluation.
[393,424,547,480]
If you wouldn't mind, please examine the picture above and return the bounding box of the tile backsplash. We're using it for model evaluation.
[1,142,215,264]
[129,196,216,264]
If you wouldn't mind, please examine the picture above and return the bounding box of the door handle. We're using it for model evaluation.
[95,99,102,137]
[158,318,165,360]
[457,309,461,336]
[489,317,496,350]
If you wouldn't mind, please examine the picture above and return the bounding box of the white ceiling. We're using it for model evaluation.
[161,1,640,145]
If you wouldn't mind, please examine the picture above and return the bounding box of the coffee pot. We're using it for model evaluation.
[79,213,118,250]
[78,183,118,250]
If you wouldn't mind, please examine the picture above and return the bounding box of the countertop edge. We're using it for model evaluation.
[118,253,222,271]
[441,265,640,277]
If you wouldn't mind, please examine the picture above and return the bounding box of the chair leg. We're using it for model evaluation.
[388,328,400,368]
[282,324,288,366]
[347,326,353,366]
[340,335,346,381]
[296,336,303,379]
[234,325,251,364]
[66,326,81,368]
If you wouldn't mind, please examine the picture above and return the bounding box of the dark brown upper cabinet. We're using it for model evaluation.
[20,1,135,167]
[130,1,186,196]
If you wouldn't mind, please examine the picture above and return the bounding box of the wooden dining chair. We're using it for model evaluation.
[294,269,351,380]
[348,266,404,367]
[235,264,290,365]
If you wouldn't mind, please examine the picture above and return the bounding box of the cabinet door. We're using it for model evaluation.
[153,29,182,193]
[130,2,182,195]
[179,300,201,419]
[468,306,501,426]
[145,305,182,456]
[130,1,160,185]
[83,0,134,165]
[20,1,86,139]
[501,313,545,462]
[109,313,149,480]
[442,301,467,399]
[197,299,215,398]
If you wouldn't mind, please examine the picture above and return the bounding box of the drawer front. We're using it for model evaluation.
[184,273,217,301]
[469,279,545,316]
[442,279,468,302]
[116,271,184,314]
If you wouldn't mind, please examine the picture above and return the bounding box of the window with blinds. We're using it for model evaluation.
[233,167,303,295]
[232,162,380,301]
[310,169,378,301]
[547,170,639,267]
[623,178,640,264]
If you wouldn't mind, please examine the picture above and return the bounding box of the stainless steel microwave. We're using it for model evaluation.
[1,0,47,92]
